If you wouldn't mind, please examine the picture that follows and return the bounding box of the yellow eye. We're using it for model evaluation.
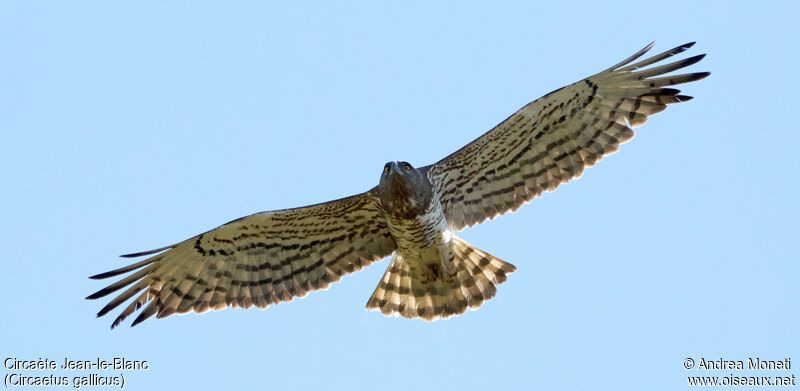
[384,166,390,173]
[403,164,411,171]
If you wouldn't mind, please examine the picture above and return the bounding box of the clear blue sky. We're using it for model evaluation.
[1,2,797,390]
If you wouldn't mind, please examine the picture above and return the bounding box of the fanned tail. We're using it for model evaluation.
[365,235,516,320]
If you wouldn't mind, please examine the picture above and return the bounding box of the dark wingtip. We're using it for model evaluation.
[96,303,114,317]
[86,288,111,300]
[695,71,711,80]
[120,246,169,258]
[89,271,115,280]
[682,54,707,67]
[645,88,681,96]
[131,304,156,327]
[676,95,694,102]
[671,42,696,55]
[668,41,696,55]
[130,316,145,328]
[89,257,159,280]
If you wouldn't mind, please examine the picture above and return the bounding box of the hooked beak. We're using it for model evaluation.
[390,162,403,175]
[386,161,405,177]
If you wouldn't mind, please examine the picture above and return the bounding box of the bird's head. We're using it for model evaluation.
[376,161,432,217]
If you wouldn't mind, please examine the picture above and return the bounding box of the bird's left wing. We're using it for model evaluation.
[425,42,709,231]
[87,191,395,328]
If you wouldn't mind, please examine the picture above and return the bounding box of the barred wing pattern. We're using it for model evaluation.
[426,42,709,231]
[87,192,395,328]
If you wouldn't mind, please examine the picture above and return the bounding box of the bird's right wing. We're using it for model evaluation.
[425,42,709,231]
[87,191,396,328]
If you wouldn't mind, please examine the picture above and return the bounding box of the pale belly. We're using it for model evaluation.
[386,208,454,280]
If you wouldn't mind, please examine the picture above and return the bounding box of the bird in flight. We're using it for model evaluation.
[88,42,709,328]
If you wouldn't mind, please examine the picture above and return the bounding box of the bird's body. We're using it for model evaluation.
[378,162,451,280]
[383,193,451,281]
[367,160,513,319]
[88,41,709,328]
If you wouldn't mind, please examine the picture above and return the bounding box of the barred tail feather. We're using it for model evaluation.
[365,235,516,320]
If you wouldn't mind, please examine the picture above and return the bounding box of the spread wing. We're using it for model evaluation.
[87,191,395,328]
[425,42,709,231]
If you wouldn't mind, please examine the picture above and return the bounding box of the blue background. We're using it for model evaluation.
[1,1,797,390]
